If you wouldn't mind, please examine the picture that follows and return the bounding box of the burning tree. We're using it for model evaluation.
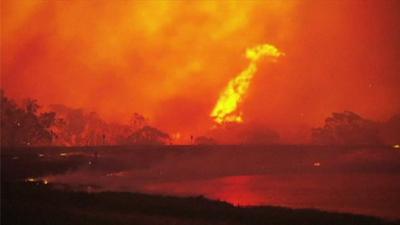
[210,44,284,124]
[130,112,148,130]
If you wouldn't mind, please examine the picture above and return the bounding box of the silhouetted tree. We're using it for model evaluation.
[48,105,87,145]
[130,113,147,131]
[126,125,170,145]
[49,106,115,146]
[1,91,56,147]
[49,105,159,146]
[312,111,382,145]
[83,112,111,146]
[23,99,39,114]
[107,122,131,145]
[1,90,21,146]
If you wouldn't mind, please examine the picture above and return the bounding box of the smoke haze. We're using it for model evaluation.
[2,0,400,142]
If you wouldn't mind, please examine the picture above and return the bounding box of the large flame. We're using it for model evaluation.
[210,44,284,124]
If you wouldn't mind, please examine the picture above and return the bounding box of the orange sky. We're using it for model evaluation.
[1,0,400,143]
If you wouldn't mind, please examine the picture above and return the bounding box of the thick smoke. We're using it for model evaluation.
[2,1,400,142]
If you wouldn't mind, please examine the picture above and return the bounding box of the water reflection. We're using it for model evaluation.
[137,173,400,219]
[40,146,400,219]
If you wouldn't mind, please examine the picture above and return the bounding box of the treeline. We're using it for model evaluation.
[1,91,399,147]
[312,111,400,146]
[0,91,170,147]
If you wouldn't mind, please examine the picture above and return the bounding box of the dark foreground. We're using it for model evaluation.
[2,181,399,225]
[2,145,400,224]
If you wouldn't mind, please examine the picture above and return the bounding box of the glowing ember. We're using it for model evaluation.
[25,177,49,185]
[210,44,284,124]
[26,178,36,182]
[313,162,321,167]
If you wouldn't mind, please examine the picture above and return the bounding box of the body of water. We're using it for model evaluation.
[13,145,399,219]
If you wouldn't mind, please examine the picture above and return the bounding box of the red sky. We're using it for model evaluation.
[1,0,400,143]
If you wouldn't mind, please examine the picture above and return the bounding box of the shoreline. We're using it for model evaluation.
[2,181,399,225]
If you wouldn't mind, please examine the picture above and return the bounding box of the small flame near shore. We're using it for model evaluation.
[25,177,49,185]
